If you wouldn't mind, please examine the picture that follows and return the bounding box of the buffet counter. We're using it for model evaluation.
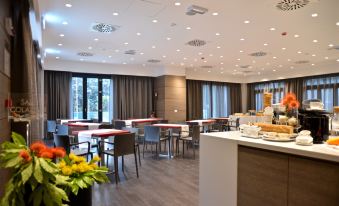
[199,131,339,206]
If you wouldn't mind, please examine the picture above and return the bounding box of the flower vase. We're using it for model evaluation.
[286,108,298,127]
[68,186,92,206]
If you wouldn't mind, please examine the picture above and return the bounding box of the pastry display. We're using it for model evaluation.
[255,123,294,134]
[263,92,273,108]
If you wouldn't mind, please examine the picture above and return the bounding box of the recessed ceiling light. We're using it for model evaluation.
[244,20,250,24]
[152,19,158,23]
[328,44,334,47]
[176,49,180,52]
[186,27,191,30]
[312,39,318,43]
[221,71,224,74]
[212,12,218,16]
[124,42,128,45]
[208,70,211,73]
[239,50,243,53]
[294,34,299,38]
[217,46,221,49]
[113,12,119,16]
[311,54,316,57]
[140,52,144,55]
[152,45,156,49]
[56,56,60,59]
[94,38,99,41]
[198,52,203,55]
[264,43,268,46]
[166,37,171,40]
[290,66,294,69]
[174,2,181,6]
[269,27,276,31]
[297,51,302,54]
[102,60,106,63]
[183,57,187,60]
[215,32,220,36]
[235,64,239,67]
[336,22,339,26]
[220,62,224,65]
[108,56,112,58]
[237,58,240,61]
[162,55,166,58]
[287,59,291,61]
[273,56,277,59]
[59,34,65,37]
[88,46,92,50]
[203,60,207,63]
[273,69,276,72]
[279,65,283,67]
[115,49,119,52]
[209,54,213,57]
[220,55,223,58]
[240,38,245,41]
[80,58,84,61]
[337,59,339,62]
[311,63,315,66]
[123,62,127,65]
[324,56,329,59]
[58,43,63,46]
[62,21,68,25]
[136,32,141,36]
[282,47,286,50]
[65,3,72,8]
[233,69,237,72]
[311,13,318,17]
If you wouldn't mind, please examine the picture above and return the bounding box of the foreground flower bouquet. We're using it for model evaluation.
[0,132,109,206]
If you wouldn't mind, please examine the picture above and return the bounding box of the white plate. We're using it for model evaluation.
[241,134,261,139]
[262,135,295,142]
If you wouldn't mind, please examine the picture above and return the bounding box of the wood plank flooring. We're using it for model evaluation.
[92,144,199,206]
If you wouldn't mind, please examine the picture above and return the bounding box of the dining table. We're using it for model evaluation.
[66,122,102,130]
[59,119,90,125]
[186,119,216,132]
[123,118,163,127]
[75,129,130,166]
[152,123,189,158]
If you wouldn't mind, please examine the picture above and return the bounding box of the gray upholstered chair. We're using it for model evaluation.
[143,125,168,158]
[178,125,200,159]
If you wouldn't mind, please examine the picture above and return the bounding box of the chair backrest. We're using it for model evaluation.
[114,133,135,156]
[144,125,160,142]
[235,118,240,127]
[47,120,57,133]
[53,134,71,154]
[56,124,69,135]
[114,120,126,130]
[187,121,199,126]
[99,124,113,129]
[192,125,200,142]
[122,127,139,137]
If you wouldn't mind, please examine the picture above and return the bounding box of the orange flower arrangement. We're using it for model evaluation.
[281,92,300,111]
[28,141,66,160]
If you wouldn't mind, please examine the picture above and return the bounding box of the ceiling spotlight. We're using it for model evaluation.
[115,49,119,52]
[240,38,245,41]
[287,59,291,61]
[183,57,187,60]
[58,43,63,46]
[311,13,318,17]
[311,54,316,57]
[198,52,203,55]
[166,37,171,40]
[269,27,276,31]
[108,56,112,58]
[221,71,224,74]
[312,39,318,43]
[94,38,99,41]
[124,42,128,45]
[220,55,224,58]
[244,20,250,24]
[59,34,65,37]
[220,62,224,65]
[311,63,315,66]
[297,51,302,54]
[328,44,334,47]
[273,56,277,59]
[239,50,244,53]
[62,21,68,25]
[136,32,141,36]
[56,56,60,59]
[294,34,299,38]
[139,52,144,55]
[88,46,92,50]
[282,47,286,50]
[234,69,237,72]
[203,60,207,63]
[174,2,181,6]
[65,3,72,8]
[209,54,213,57]
[176,49,180,52]
[152,45,156,49]
[273,69,276,72]
[237,58,240,61]
[113,12,119,16]
[162,55,166,58]
[324,56,329,59]
[215,32,220,36]
[235,64,239,67]
[152,19,158,23]
[264,43,268,46]
[336,22,339,26]
[217,46,221,49]
[336,59,339,62]
[212,12,218,16]
[208,70,211,73]
[186,27,191,30]
[123,62,127,65]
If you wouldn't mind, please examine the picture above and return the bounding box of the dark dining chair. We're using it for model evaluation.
[178,125,200,159]
[99,133,139,184]
[114,120,126,130]
[122,127,141,166]
[228,118,240,131]
[46,120,57,139]
[53,134,93,161]
[143,125,168,158]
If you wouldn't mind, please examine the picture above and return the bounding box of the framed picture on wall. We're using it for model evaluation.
[4,48,10,77]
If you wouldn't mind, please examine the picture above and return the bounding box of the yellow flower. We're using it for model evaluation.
[69,153,76,160]
[89,163,98,169]
[74,156,86,163]
[93,155,100,162]
[71,164,79,172]
[57,160,66,168]
[61,166,73,176]
[78,162,91,173]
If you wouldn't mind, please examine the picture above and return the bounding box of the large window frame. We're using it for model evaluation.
[71,73,112,122]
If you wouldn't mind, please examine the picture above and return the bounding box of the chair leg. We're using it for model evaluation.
[155,143,158,158]
[193,142,195,159]
[122,156,124,172]
[114,157,119,184]
[182,140,185,158]
[159,140,161,153]
[143,141,146,158]
[134,150,139,178]
[137,145,141,166]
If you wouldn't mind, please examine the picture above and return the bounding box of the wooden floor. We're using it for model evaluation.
[92,144,199,206]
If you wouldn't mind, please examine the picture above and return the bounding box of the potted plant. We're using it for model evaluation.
[0,132,109,206]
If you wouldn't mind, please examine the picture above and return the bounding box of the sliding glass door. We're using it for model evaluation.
[71,74,112,122]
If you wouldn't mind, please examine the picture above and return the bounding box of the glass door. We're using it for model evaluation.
[86,78,99,120]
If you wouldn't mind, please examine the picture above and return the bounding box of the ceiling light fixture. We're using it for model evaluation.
[337,59,339,62]
[209,54,213,57]
[123,62,127,65]
[113,12,119,16]
[136,32,141,36]
[59,34,65,37]
[152,45,156,49]
[62,21,68,25]
[65,3,72,8]
[297,51,302,54]
[220,62,224,65]
[94,38,99,41]
[282,47,286,50]
[217,46,221,49]
[312,39,318,43]
[186,27,191,30]
[244,20,250,24]
[240,38,245,41]
[269,27,276,31]
[108,56,112,58]
[239,50,244,53]
[166,37,171,40]
[290,66,294,69]
[336,22,339,26]
[273,69,276,72]
[294,34,299,38]
[324,56,329,59]
[208,70,211,73]
[235,65,239,67]
[273,56,277,59]
[237,58,240,61]
[124,42,128,45]
[80,59,84,61]
[174,2,181,6]
[215,32,220,36]
[140,52,144,55]
[264,43,268,46]
[58,43,62,46]
[311,63,315,66]
[220,55,223,58]
[56,56,60,59]
[212,12,218,16]
[312,54,316,57]
[152,19,158,23]
[198,52,202,55]
[176,49,180,52]
[287,59,291,61]
[311,13,318,17]
[328,44,334,47]
[88,46,92,50]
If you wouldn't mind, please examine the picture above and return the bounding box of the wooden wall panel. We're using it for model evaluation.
[238,146,289,206]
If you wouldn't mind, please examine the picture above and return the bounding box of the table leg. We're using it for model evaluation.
[100,137,106,166]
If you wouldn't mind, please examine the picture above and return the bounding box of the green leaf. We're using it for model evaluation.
[11,132,26,146]
[93,172,109,183]
[32,186,43,206]
[39,158,58,174]
[82,176,94,186]
[33,157,43,183]
[1,156,22,168]
[21,163,33,184]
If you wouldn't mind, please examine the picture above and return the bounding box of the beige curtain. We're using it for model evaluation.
[186,80,203,120]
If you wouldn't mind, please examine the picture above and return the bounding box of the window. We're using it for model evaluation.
[203,83,230,118]
[71,75,112,122]
[254,82,285,111]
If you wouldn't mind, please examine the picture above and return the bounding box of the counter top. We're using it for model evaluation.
[203,131,339,163]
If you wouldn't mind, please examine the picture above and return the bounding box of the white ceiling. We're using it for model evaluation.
[37,0,339,82]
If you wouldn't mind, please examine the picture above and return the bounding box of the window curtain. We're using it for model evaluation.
[44,71,72,120]
[11,0,43,141]
[229,83,242,114]
[186,80,203,120]
[247,83,256,110]
[112,75,154,119]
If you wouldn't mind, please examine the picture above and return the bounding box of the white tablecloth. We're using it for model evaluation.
[229,115,272,125]
[73,122,101,130]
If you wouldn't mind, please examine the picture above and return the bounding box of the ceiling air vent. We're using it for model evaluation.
[77,52,93,57]
[147,59,161,63]
[276,0,309,11]
[249,51,267,57]
[200,65,213,69]
[91,23,118,33]
[295,60,309,64]
[125,50,136,55]
[187,39,206,47]
[240,65,251,69]
[186,5,208,15]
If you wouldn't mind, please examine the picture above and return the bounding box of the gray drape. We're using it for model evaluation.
[247,83,256,110]
[229,83,242,114]
[112,75,154,119]
[44,71,72,120]
[186,80,203,120]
